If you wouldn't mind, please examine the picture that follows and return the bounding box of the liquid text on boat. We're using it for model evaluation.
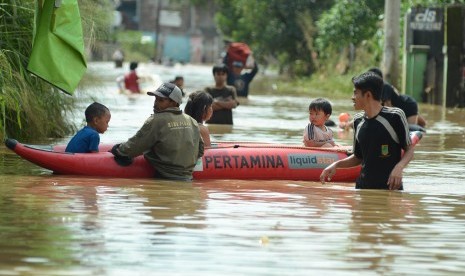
[288,153,339,169]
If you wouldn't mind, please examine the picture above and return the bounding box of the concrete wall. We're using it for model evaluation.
[118,0,222,64]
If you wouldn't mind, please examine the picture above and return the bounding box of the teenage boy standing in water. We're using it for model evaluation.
[320,72,414,190]
[205,64,239,125]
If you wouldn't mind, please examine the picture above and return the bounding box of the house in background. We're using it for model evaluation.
[114,0,222,64]
[403,5,465,108]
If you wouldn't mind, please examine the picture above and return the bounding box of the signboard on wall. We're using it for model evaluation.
[160,10,182,27]
[409,8,443,31]
[404,7,445,106]
[405,7,444,57]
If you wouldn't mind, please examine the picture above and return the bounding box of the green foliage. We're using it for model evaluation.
[0,0,112,141]
[79,0,113,49]
[315,0,384,60]
[215,0,334,76]
[116,30,155,62]
[252,73,353,98]
[0,1,71,141]
[214,0,457,79]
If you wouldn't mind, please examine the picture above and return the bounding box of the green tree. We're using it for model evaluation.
[213,0,465,78]
[114,30,156,62]
[314,0,384,73]
[215,0,334,76]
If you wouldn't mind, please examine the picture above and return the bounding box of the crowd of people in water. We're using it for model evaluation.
[70,44,426,190]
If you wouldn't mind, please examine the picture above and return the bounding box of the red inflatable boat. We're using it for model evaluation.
[5,131,423,181]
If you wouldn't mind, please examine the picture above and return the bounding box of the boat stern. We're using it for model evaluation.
[5,138,18,150]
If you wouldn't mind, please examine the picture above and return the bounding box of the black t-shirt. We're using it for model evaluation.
[382,83,418,117]
[353,107,411,189]
[205,85,237,125]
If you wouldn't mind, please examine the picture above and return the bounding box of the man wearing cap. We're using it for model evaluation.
[111,82,204,180]
[227,60,258,97]
[205,64,239,125]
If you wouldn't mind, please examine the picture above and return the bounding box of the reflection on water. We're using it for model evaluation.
[2,177,465,274]
[1,62,465,274]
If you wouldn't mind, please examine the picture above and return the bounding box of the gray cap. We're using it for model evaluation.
[147,82,183,104]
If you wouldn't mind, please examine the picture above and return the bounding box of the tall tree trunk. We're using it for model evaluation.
[383,0,400,88]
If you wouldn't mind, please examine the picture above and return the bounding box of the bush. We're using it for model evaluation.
[116,30,156,62]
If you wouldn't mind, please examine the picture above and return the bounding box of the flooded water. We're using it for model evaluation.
[1,62,465,275]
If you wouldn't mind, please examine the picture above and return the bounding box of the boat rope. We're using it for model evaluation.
[209,142,352,154]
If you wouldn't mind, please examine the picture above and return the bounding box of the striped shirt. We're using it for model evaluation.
[303,123,334,147]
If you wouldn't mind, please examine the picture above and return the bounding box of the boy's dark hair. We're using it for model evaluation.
[174,76,183,81]
[309,98,332,115]
[352,72,384,101]
[129,61,138,70]
[85,102,109,123]
[212,64,228,75]
[184,90,213,123]
[368,67,383,79]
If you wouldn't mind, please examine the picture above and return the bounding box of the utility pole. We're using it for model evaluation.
[154,0,162,62]
[383,0,401,88]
